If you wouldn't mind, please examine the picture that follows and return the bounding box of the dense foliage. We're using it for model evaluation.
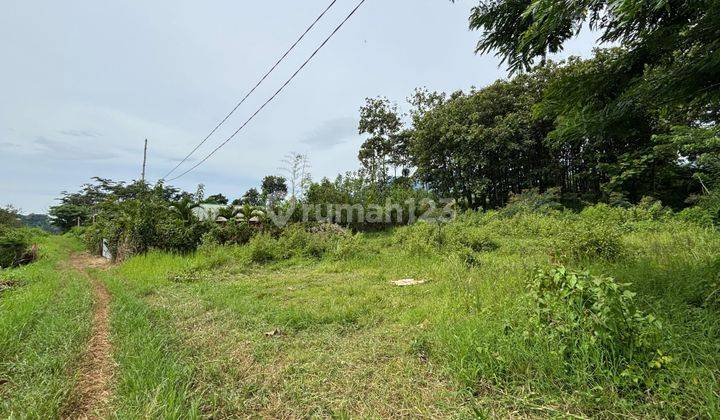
[434,0,720,209]
[0,206,41,269]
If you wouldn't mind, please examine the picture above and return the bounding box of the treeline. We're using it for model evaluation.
[357,62,717,210]
[352,0,719,210]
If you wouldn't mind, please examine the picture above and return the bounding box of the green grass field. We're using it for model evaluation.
[1,209,719,418]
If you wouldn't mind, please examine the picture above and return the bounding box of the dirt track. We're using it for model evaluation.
[65,253,113,419]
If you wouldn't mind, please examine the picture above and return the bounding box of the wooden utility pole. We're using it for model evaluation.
[141,139,148,182]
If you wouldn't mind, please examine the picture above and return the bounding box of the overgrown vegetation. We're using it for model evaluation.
[0,206,43,269]
[74,201,718,417]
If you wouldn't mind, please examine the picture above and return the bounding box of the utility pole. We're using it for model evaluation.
[141,138,148,183]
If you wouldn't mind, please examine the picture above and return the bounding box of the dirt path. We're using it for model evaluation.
[65,253,113,419]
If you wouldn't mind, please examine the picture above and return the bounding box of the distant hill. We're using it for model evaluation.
[19,214,59,233]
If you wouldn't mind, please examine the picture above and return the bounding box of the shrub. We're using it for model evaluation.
[501,188,563,217]
[247,233,279,264]
[447,226,499,253]
[392,221,445,254]
[529,267,667,390]
[276,223,348,259]
[65,226,87,241]
[677,191,720,228]
[553,222,625,262]
[330,232,378,261]
[204,221,254,247]
[0,228,31,268]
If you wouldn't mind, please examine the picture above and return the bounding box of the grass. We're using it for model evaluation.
[101,210,720,418]
[2,206,719,418]
[0,235,93,418]
[96,263,202,418]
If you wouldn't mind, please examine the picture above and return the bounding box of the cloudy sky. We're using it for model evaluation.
[1,0,598,213]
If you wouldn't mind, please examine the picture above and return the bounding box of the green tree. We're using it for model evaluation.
[49,204,90,231]
[237,203,264,224]
[410,67,556,208]
[169,196,201,225]
[234,188,262,206]
[0,205,21,228]
[461,0,720,109]
[358,97,409,183]
[205,193,229,205]
[261,176,288,206]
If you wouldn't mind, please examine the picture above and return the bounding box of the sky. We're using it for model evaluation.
[0,0,599,214]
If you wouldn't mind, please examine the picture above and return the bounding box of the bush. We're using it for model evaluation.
[677,191,720,228]
[0,228,31,268]
[446,226,499,253]
[247,233,279,264]
[206,222,255,246]
[553,222,625,262]
[392,221,445,254]
[530,267,667,390]
[329,232,378,261]
[65,226,87,241]
[501,188,563,217]
[277,223,348,259]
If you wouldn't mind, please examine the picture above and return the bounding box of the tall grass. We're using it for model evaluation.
[0,236,93,417]
[97,255,202,418]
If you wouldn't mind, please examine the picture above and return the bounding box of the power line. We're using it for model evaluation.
[161,0,340,180]
[167,0,367,182]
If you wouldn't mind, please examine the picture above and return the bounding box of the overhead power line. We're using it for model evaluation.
[161,0,340,180]
[166,0,367,182]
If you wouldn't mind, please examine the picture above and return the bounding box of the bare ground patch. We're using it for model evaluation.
[64,253,114,419]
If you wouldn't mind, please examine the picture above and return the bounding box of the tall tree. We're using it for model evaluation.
[234,188,262,206]
[261,176,288,206]
[460,0,720,108]
[204,194,229,205]
[0,205,21,228]
[410,67,556,208]
[358,97,409,183]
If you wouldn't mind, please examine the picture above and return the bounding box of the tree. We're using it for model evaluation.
[0,205,21,228]
[358,97,409,184]
[410,67,556,208]
[217,205,240,220]
[48,177,186,231]
[234,188,262,206]
[49,204,90,231]
[261,176,288,206]
[19,214,58,233]
[460,0,720,108]
[205,194,229,205]
[237,203,264,224]
[169,196,201,225]
[455,1,720,207]
[280,152,312,200]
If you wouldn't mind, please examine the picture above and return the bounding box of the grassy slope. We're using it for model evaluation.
[103,212,720,418]
[0,235,93,417]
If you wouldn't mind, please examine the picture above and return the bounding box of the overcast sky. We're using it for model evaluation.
[1,0,599,213]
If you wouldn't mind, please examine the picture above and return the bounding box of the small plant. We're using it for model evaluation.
[529,267,667,390]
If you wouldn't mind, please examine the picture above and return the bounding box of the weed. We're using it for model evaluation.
[529,267,667,391]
